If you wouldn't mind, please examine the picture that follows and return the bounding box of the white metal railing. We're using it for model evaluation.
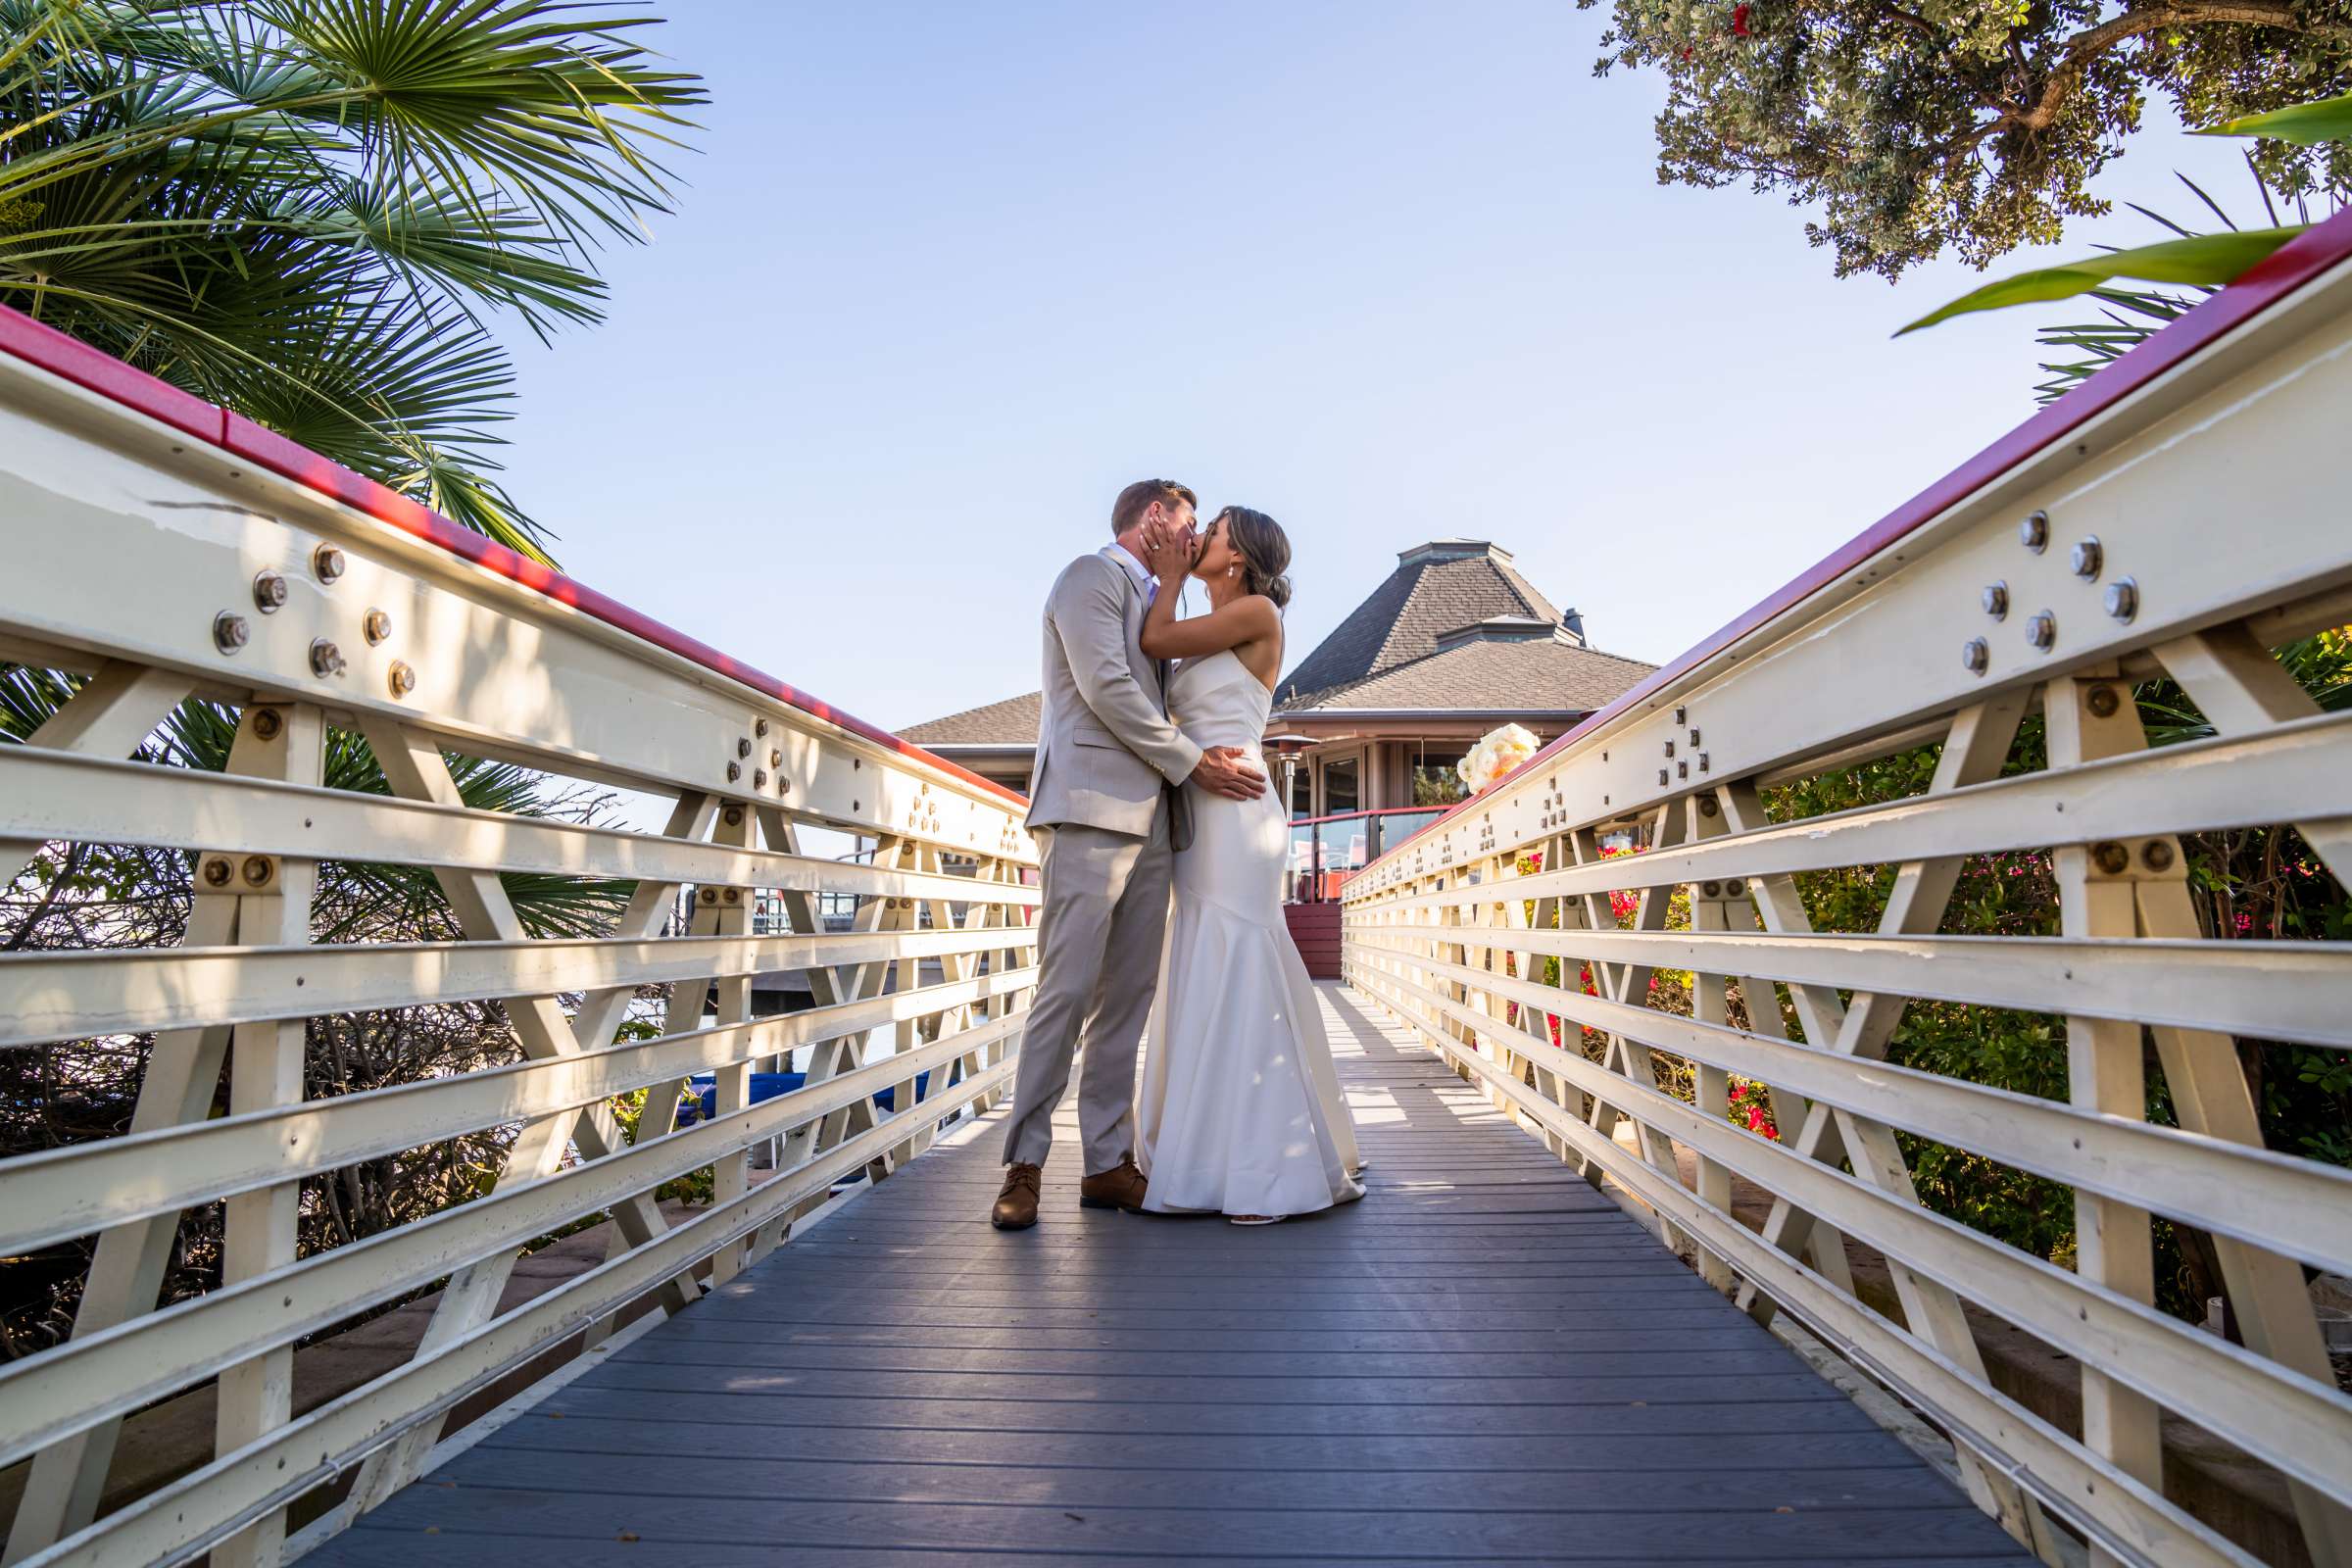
[0,310,1038,1566]
[1342,210,2352,1568]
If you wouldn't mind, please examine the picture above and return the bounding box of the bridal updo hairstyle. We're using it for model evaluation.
[1215,506,1292,610]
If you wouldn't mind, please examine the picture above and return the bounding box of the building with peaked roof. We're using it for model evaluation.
[900,538,1655,820]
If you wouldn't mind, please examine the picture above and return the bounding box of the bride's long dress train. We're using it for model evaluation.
[1136,650,1364,1218]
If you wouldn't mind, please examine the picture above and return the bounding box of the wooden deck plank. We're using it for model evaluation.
[307,983,2037,1566]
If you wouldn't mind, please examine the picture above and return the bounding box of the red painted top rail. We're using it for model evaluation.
[1363,206,2352,876]
[0,304,1026,808]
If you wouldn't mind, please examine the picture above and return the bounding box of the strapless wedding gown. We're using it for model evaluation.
[1136,649,1364,1218]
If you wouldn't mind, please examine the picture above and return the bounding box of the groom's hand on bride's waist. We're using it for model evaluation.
[1191,746,1267,801]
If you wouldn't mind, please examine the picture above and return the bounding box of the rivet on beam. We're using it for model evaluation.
[214,612,250,655]
[251,709,284,742]
[253,570,288,613]
[241,855,275,889]
[313,544,347,583]
[364,608,393,645]
[387,661,416,699]
[2103,578,2138,623]
[2092,841,2130,875]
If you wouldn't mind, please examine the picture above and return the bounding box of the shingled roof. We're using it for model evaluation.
[1275,629,1655,714]
[1276,540,1571,707]
[899,690,1041,748]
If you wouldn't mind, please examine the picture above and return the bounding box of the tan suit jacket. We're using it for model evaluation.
[1024,550,1200,843]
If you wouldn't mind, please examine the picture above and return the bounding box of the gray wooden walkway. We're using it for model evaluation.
[309,983,2038,1567]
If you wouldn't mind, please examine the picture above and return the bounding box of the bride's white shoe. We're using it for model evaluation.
[1228,1213,1286,1226]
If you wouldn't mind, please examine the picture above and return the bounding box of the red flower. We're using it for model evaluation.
[1732,3,1751,34]
[1680,44,1694,60]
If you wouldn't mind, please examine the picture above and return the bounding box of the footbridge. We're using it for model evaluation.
[2,210,2351,1568]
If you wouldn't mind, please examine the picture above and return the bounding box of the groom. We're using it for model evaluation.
[990,478,1268,1230]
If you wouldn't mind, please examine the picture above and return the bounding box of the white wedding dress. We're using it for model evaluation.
[1136,649,1365,1218]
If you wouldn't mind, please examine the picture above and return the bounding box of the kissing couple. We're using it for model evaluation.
[991,479,1367,1230]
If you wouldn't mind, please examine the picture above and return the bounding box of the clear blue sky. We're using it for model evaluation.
[492,1,2264,734]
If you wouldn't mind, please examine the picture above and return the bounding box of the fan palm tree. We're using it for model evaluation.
[0,0,705,563]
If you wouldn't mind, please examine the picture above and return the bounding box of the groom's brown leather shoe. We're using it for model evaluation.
[992,1162,1042,1231]
[1079,1153,1149,1213]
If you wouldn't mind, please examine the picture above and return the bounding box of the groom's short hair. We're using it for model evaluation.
[1110,479,1197,536]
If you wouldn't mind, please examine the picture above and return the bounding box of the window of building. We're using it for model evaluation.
[1322,757,1359,815]
[1410,743,1470,807]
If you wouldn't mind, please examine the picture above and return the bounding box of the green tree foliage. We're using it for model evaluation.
[0,0,705,562]
[1581,0,2352,280]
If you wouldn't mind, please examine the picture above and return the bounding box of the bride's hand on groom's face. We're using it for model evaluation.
[1140,514,1195,581]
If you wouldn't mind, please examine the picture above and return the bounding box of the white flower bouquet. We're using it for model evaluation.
[1455,722,1540,797]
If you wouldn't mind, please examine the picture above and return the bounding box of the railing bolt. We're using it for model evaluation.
[1677,760,1689,778]
[2070,536,2102,579]
[1674,706,1687,724]
[1663,740,1674,757]
[1982,581,2008,619]
[723,888,741,905]
[241,855,274,888]
[1697,752,1710,772]
[2103,577,2138,623]
[364,608,393,645]
[699,887,717,905]
[754,768,767,788]
[756,718,769,737]
[251,708,283,742]
[213,612,250,654]
[2020,511,2049,553]
[1724,879,1744,896]
[769,748,782,768]
[1697,797,1718,817]
[201,856,234,888]
[1961,637,1989,675]
[726,761,742,782]
[2086,684,2120,718]
[2142,840,2176,872]
[2025,611,2057,652]
[2092,841,2130,875]
[1657,768,1669,786]
[737,737,754,759]
[1701,880,1722,897]
[779,779,791,795]
[253,569,288,612]
[313,544,347,582]
[723,807,744,826]
[387,661,416,698]
[310,638,346,678]
[1688,727,1700,746]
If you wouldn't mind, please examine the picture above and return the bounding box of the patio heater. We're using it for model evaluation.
[1264,732,1316,903]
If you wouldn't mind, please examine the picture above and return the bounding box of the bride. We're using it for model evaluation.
[1131,506,1365,1225]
